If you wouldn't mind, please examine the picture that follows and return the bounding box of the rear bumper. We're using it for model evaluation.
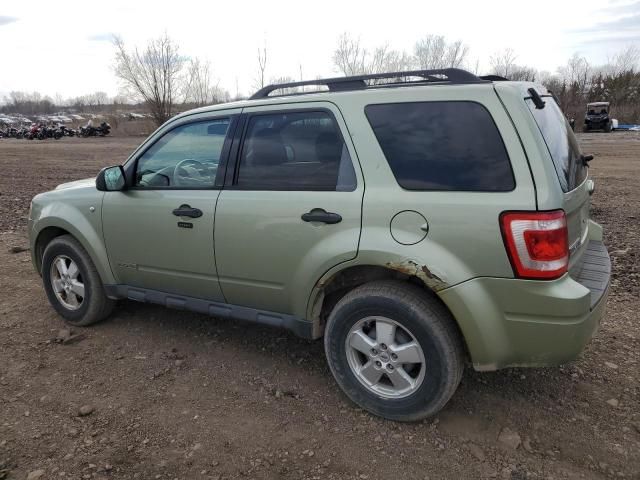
[438,240,610,371]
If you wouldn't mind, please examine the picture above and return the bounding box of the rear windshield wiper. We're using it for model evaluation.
[528,88,546,109]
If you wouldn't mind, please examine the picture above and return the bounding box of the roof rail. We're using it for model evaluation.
[250,68,486,100]
[479,74,508,81]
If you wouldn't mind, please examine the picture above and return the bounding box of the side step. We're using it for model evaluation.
[104,285,314,339]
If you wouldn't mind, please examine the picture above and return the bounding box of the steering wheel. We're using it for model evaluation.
[173,159,206,186]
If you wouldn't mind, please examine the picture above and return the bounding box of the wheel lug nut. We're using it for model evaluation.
[380,343,387,350]
[387,364,394,370]
[391,353,398,360]
[371,348,378,355]
[375,361,382,367]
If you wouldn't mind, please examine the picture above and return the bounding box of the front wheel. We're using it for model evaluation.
[324,281,464,421]
[42,235,114,326]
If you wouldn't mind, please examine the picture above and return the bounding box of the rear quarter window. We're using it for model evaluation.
[365,101,515,191]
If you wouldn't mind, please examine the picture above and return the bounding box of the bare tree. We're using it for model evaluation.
[558,53,590,93]
[256,43,268,89]
[333,34,413,77]
[445,40,469,68]
[182,58,228,106]
[113,33,185,126]
[487,49,537,80]
[586,46,640,118]
[606,45,640,76]
[414,35,468,69]
[414,35,446,69]
[333,33,367,75]
[369,45,414,74]
[2,91,54,115]
[85,91,109,112]
[268,76,300,95]
[471,57,481,75]
[509,67,538,81]
[54,93,65,108]
[489,48,519,78]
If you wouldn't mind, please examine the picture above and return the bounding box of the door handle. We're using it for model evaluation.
[172,204,203,218]
[301,208,342,224]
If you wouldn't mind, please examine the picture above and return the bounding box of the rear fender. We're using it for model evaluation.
[305,242,479,337]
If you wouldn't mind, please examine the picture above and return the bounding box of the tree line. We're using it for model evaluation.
[1,90,149,117]
[3,33,639,126]
[331,33,640,124]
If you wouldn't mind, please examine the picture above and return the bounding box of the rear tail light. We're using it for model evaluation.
[500,210,569,280]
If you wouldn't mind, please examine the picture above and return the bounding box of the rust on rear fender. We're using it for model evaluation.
[386,260,449,291]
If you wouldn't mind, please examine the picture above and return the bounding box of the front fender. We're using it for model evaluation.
[29,196,115,284]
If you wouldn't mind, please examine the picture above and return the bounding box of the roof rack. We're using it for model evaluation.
[479,74,508,81]
[250,68,487,100]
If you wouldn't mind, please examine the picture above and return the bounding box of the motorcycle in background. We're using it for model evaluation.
[79,121,111,137]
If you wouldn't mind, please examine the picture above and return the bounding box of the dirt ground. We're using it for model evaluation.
[0,133,638,480]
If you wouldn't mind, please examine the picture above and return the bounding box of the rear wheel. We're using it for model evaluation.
[324,281,464,421]
[42,235,114,326]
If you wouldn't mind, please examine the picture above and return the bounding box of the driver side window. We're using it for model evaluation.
[135,118,230,188]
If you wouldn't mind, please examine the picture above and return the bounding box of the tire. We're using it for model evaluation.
[604,122,612,133]
[41,235,114,326]
[324,280,464,422]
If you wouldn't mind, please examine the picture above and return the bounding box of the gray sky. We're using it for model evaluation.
[1,0,639,100]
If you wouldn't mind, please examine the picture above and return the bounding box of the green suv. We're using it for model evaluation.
[28,69,610,421]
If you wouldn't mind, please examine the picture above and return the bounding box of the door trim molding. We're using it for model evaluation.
[104,284,314,339]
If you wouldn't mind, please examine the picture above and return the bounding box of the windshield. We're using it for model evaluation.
[526,98,587,192]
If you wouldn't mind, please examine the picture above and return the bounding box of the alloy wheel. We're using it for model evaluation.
[345,316,426,399]
[50,255,85,310]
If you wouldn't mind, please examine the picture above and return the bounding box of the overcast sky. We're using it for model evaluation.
[1,0,639,101]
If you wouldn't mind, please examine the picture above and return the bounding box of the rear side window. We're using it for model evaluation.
[235,111,357,191]
[525,98,586,192]
[365,101,515,191]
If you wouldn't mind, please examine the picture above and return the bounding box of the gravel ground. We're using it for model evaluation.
[0,133,638,480]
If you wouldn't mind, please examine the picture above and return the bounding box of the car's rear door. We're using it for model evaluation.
[213,103,364,316]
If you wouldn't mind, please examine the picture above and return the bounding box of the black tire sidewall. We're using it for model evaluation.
[42,239,95,325]
[325,290,453,421]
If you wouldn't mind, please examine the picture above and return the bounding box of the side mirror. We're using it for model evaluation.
[96,165,126,192]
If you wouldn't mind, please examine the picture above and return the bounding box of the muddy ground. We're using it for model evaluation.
[0,133,638,480]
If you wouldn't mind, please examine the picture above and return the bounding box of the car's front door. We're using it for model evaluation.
[102,112,240,301]
[214,104,364,316]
